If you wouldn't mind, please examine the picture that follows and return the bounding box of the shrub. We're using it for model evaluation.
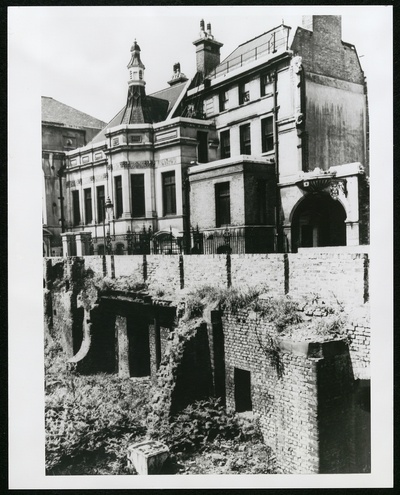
[150,397,262,456]
[45,373,150,474]
[252,295,303,332]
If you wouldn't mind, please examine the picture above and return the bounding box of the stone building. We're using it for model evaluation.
[42,97,106,255]
[62,15,369,255]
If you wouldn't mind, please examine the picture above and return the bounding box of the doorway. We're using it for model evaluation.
[291,193,346,252]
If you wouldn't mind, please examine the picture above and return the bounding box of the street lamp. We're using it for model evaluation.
[103,196,113,255]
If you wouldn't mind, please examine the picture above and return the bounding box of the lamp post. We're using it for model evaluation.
[103,196,113,255]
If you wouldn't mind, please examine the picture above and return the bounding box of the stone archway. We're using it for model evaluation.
[291,193,346,252]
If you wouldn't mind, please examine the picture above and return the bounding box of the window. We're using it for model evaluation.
[114,176,123,218]
[219,90,229,112]
[220,130,231,159]
[240,123,251,155]
[97,185,105,223]
[239,82,250,105]
[84,188,92,224]
[197,131,208,163]
[131,174,145,217]
[162,171,176,216]
[261,117,274,153]
[234,368,252,412]
[260,72,273,97]
[215,182,231,227]
[72,190,80,226]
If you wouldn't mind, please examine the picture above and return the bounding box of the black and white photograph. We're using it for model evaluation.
[8,5,393,489]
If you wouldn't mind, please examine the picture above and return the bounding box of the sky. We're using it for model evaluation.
[8,5,393,123]
[8,5,393,490]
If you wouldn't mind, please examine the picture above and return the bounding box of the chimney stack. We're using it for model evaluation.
[193,20,223,77]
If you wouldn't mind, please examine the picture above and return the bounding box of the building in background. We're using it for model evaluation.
[42,96,106,256]
[61,15,369,256]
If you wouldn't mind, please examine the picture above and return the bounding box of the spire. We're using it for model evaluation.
[122,39,150,124]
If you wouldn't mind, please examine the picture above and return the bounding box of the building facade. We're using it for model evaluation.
[62,15,369,256]
[42,97,106,255]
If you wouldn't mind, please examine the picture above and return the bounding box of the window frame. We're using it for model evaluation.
[83,188,92,224]
[97,185,105,223]
[260,72,273,97]
[131,173,146,218]
[114,175,123,219]
[239,81,251,105]
[72,190,80,226]
[261,116,274,153]
[162,171,177,217]
[219,90,229,112]
[220,130,231,159]
[240,123,251,155]
[215,181,231,227]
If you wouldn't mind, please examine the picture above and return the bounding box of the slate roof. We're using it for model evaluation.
[89,81,188,145]
[41,96,106,130]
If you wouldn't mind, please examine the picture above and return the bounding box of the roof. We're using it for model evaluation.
[41,97,106,130]
[89,81,188,145]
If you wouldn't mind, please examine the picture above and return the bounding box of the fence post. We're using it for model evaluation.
[179,254,184,289]
[226,253,232,288]
[284,253,289,295]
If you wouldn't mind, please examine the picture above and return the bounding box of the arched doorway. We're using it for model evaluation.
[291,193,346,252]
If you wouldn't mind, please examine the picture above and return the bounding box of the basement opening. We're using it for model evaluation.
[234,368,252,412]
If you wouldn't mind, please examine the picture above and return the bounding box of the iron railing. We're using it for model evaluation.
[89,225,275,255]
[190,226,275,254]
[207,26,290,80]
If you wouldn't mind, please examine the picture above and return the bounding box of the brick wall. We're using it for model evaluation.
[68,252,367,305]
[222,309,370,473]
[288,252,368,306]
[184,255,227,290]
[146,255,181,294]
[230,254,286,293]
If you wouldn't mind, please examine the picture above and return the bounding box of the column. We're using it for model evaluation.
[75,232,92,256]
[346,221,360,246]
[61,232,75,257]
[115,314,130,378]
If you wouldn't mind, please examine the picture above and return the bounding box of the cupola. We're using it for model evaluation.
[127,40,146,86]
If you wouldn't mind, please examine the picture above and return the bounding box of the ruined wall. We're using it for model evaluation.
[230,254,286,293]
[222,309,370,473]
[184,255,227,289]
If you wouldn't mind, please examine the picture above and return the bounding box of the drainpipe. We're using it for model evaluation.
[57,156,67,234]
[272,69,282,252]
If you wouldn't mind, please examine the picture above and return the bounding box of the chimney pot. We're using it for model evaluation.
[207,23,212,34]
[200,19,205,31]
